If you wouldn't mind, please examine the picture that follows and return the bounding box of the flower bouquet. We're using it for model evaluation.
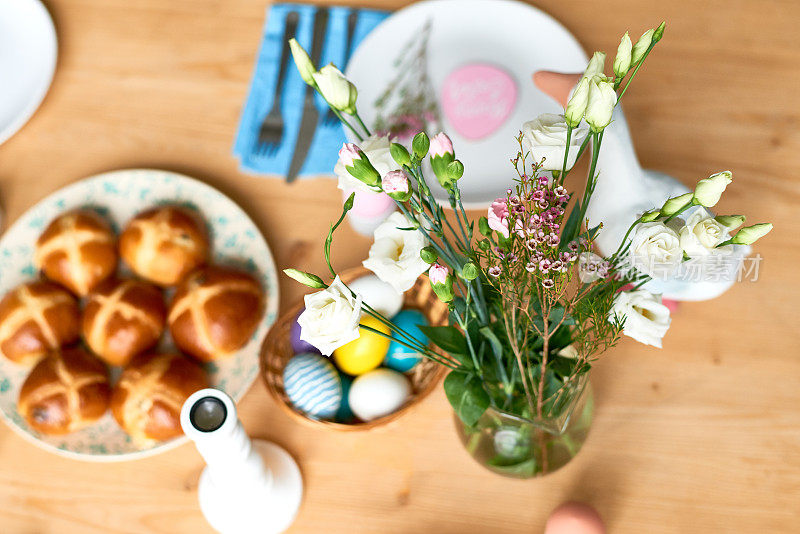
[285,24,773,478]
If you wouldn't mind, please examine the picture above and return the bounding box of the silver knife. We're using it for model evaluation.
[287,7,329,182]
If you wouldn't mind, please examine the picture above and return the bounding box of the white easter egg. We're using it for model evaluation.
[348,274,404,318]
[348,368,411,422]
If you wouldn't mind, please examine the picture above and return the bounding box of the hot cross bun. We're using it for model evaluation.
[119,206,209,287]
[82,278,166,366]
[0,281,80,365]
[18,347,111,435]
[168,265,264,362]
[35,210,117,296]
[111,352,208,444]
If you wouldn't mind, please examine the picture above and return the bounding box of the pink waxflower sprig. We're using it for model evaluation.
[475,144,619,298]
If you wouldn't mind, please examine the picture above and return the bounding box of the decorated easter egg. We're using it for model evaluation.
[290,309,319,354]
[336,373,356,423]
[283,352,342,420]
[333,316,390,375]
[545,502,606,534]
[348,368,411,422]
[384,309,428,372]
[348,274,404,318]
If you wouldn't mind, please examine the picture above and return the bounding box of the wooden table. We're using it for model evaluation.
[1,1,798,532]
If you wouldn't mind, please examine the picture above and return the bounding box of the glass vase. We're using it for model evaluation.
[454,377,593,479]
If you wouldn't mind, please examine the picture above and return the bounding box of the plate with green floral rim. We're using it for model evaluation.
[0,169,279,461]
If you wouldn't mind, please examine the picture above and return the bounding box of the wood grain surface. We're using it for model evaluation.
[0,1,799,532]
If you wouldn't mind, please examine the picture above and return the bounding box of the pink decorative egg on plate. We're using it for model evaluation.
[441,63,518,140]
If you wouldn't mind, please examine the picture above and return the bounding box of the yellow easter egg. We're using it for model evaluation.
[333,316,391,375]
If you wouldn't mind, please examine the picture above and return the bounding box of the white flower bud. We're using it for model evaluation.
[312,64,358,115]
[613,32,633,78]
[731,223,773,245]
[660,192,693,216]
[693,171,732,207]
[289,39,316,85]
[584,79,617,132]
[565,77,590,127]
[631,29,655,66]
[714,215,746,230]
[583,52,607,81]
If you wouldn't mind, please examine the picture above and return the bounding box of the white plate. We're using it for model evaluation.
[0,169,279,461]
[0,0,57,145]
[347,0,587,207]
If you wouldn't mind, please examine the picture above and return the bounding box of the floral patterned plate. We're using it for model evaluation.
[0,169,279,461]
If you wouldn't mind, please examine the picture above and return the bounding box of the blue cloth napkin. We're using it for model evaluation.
[233,3,389,178]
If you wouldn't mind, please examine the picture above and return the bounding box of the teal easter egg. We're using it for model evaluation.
[336,373,356,423]
[384,309,429,372]
[283,353,342,420]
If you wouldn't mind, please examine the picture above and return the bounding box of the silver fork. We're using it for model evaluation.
[257,11,299,156]
[321,9,359,127]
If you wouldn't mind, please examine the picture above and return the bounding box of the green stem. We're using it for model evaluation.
[359,325,458,370]
[353,112,372,139]
[664,201,694,224]
[572,132,603,241]
[561,125,573,178]
[329,107,364,142]
[360,304,431,354]
[617,44,656,101]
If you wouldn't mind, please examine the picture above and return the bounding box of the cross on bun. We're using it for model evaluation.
[18,347,111,435]
[111,352,208,444]
[35,210,117,296]
[0,281,80,365]
[119,206,209,287]
[82,278,167,366]
[168,265,264,362]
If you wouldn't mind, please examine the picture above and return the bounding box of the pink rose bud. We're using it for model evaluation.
[382,170,409,194]
[430,133,454,158]
[338,143,362,167]
[428,262,449,285]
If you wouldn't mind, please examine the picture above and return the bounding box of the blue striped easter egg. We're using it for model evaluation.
[283,353,342,420]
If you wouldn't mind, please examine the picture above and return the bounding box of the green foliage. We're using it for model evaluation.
[418,325,468,355]
[478,216,491,237]
[444,371,491,426]
[559,197,582,247]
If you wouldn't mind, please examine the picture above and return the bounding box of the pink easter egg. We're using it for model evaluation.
[345,189,394,218]
[441,63,517,140]
[545,502,606,534]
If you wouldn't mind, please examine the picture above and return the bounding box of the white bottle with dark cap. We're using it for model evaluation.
[180,388,303,534]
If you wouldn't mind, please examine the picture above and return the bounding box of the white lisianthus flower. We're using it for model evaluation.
[298,276,362,356]
[312,64,357,115]
[679,208,733,258]
[363,212,429,292]
[585,79,617,132]
[629,221,683,278]
[609,289,671,348]
[334,135,400,193]
[521,114,588,171]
